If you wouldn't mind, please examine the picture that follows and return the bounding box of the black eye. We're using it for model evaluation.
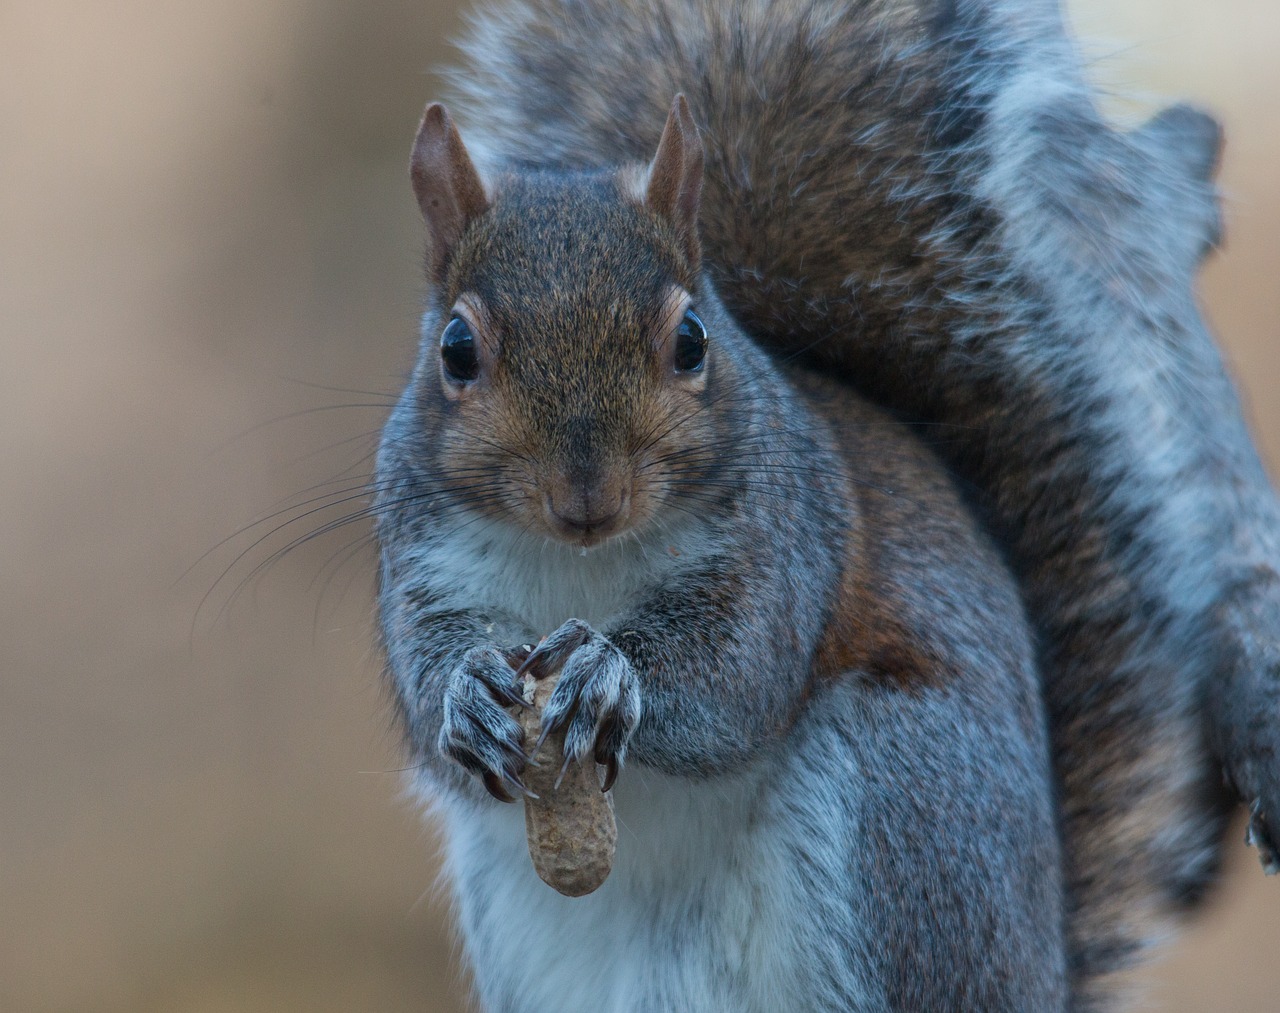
[674,309,708,373]
[440,316,479,382]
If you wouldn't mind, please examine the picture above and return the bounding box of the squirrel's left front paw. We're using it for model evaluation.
[517,618,641,791]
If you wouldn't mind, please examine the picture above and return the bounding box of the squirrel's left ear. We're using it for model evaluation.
[410,102,490,284]
[644,94,704,270]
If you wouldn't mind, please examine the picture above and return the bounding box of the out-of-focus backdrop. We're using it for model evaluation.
[1,2,1275,1010]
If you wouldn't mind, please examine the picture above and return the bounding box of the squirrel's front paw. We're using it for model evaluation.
[1247,798,1280,876]
[517,618,641,791]
[439,645,536,803]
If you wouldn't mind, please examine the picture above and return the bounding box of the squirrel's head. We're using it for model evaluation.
[406,97,729,549]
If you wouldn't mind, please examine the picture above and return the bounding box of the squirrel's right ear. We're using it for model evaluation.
[410,102,489,283]
[644,95,704,269]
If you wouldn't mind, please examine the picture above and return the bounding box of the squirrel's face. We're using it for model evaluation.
[405,99,713,549]
[421,175,718,548]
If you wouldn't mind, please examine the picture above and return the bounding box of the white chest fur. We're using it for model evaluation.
[409,515,716,635]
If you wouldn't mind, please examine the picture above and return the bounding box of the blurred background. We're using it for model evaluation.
[1,1,1275,1010]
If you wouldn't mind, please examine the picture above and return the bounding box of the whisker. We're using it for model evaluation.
[209,402,398,456]
[208,485,515,628]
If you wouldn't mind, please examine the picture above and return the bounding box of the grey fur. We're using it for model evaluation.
[441,0,1280,1006]
[375,171,1069,1007]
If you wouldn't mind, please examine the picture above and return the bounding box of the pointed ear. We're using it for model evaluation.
[410,102,489,283]
[645,94,704,269]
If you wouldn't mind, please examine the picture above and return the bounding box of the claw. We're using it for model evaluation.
[533,718,561,759]
[503,644,536,668]
[494,684,536,711]
[1246,799,1280,875]
[496,735,537,769]
[600,755,619,793]
[521,749,543,768]
[503,770,539,801]
[515,620,591,680]
[483,770,517,803]
[553,753,575,791]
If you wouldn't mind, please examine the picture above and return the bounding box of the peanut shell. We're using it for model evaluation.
[514,672,616,896]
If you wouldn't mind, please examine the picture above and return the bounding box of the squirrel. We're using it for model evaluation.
[376,97,1068,1008]
[426,0,1280,1007]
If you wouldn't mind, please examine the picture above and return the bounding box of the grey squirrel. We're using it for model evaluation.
[377,97,1067,1008]
[375,0,1280,1009]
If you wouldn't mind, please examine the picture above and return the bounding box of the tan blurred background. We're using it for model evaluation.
[1,2,1275,1010]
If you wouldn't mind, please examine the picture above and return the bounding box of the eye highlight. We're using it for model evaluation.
[440,316,479,382]
[674,309,708,373]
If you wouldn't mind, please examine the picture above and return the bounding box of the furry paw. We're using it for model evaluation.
[438,645,535,802]
[517,618,641,791]
[1246,799,1280,875]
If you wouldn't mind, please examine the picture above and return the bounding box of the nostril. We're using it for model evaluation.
[545,485,630,534]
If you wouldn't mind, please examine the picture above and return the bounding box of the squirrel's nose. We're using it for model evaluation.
[544,481,631,543]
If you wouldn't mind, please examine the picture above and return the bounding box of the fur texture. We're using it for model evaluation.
[442,0,1280,1006]
[376,169,1067,1007]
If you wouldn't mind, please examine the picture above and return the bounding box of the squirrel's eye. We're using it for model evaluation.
[440,316,479,382]
[674,309,708,373]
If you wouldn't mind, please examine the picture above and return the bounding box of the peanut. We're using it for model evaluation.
[513,672,616,896]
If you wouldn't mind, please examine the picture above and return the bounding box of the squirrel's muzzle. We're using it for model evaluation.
[543,474,632,547]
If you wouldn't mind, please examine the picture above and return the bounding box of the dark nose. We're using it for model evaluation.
[550,487,625,529]
[545,476,630,540]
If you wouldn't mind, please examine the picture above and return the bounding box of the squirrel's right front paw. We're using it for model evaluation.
[1246,799,1279,875]
[439,645,536,803]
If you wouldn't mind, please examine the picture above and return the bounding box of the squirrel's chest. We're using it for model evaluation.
[420,518,708,634]
[431,766,842,1013]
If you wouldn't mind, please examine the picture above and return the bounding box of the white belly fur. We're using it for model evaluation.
[425,761,812,1013]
